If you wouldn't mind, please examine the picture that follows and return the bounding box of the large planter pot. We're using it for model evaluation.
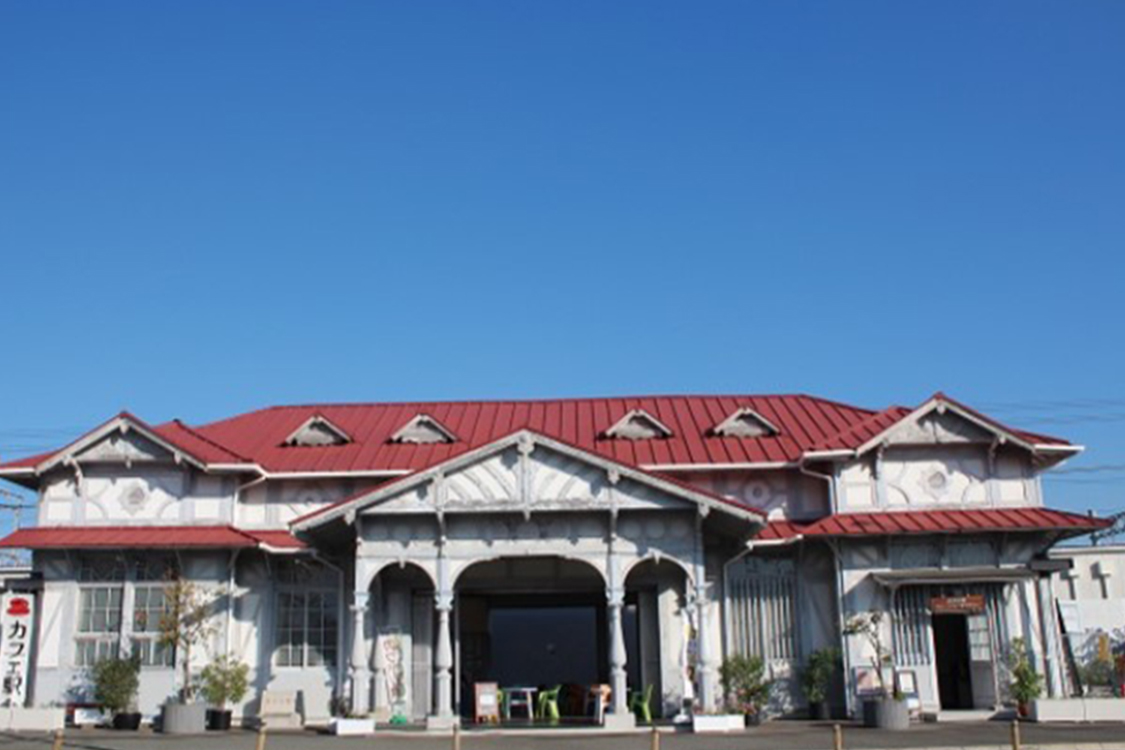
[692,714,746,733]
[809,701,830,721]
[331,717,376,736]
[206,709,233,731]
[862,697,909,730]
[161,702,208,734]
[112,712,142,730]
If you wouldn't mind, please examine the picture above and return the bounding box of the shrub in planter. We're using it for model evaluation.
[719,653,773,724]
[1007,637,1044,717]
[844,612,908,729]
[201,655,250,731]
[91,655,142,730]
[801,648,840,721]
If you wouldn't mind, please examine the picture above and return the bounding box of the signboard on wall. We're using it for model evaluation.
[930,594,985,615]
[0,593,34,706]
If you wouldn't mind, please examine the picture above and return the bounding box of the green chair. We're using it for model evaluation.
[537,685,562,722]
[629,684,654,724]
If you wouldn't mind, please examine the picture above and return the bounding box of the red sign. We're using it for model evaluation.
[5,598,29,617]
[930,595,986,615]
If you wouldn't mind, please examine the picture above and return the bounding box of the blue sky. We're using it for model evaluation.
[0,2,1122,517]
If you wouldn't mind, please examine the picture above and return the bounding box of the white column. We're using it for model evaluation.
[1037,574,1065,698]
[604,519,635,729]
[694,514,719,711]
[349,591,371,715]
[434,598,454,720]
[427,537,458,729]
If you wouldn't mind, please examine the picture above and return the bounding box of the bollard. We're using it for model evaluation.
[51,728,64,750]
[255,725,268,750]
[1010,719,1021,750]
[832,723,843,750]
[452,722,461,750]
[650,724,660,750]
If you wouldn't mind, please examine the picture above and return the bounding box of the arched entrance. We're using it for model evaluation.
[368,563,435,722]
[624,558,691,719]
[454,556,607,723]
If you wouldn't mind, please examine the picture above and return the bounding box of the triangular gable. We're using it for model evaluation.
[389,414,457,444]
[31,413,210,474]
[283,415,352,447]
[710,408,779,438]
[291,429,763,530]
[601,409,673,440]
[855,395,1035,454]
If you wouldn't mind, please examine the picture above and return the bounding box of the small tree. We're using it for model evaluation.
[801,648,840,705]
[91,655,140,715]
[1007,637,1044,709]
[719,654,772,715]
[200,655,250,711]
[159,578,217,702]
[844,611,898,699]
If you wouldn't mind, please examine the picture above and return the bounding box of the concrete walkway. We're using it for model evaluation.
[1,722,1123,750]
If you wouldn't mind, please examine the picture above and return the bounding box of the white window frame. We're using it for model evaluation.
[273,588,340,669]
[75,584,124,667]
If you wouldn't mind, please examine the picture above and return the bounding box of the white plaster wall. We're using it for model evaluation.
[39,466,237,526]
[836,445,1036,514]
[237,479,374,528]
[674,469,830,521]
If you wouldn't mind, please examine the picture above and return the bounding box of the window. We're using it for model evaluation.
[76,586,123,667]
[275,590,339,668]
[75,555,177,668]
[131,586,173,667]
[727,558,797,662]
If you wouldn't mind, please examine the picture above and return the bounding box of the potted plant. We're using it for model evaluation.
[158,577,217,734]
[844,611,908,730]
[329,694,376,736]
[1008,637,1044,717]
[91,655,142,730]
[801,648,840,721]
[200,655,249,730]
[719,653,773,726]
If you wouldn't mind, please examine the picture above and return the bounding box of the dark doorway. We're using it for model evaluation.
[933,614,974,709]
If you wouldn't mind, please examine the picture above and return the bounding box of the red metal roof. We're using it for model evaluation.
[0,394,1071,476]
[757,508,1109,540]
[0,525,304,550]
[154,395,892,473]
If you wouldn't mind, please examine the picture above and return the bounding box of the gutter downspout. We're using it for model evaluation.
[799,456,854,718]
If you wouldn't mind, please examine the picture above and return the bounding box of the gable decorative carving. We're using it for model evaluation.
[389,414,457,444]
[711,408,779,438]
[601,410,673,440]
[75,431,172,464]
[284,415,351,447]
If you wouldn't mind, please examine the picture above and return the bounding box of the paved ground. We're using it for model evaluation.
[1,722,1124,750]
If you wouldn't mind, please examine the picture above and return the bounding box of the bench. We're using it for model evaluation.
[258,690,302,729]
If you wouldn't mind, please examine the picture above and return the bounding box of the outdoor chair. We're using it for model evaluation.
[536,685,562,722]
[629,684,653,724]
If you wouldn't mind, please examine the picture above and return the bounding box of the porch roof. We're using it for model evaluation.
[0,525,307,551]
[871,567,1037,587]
[756,507,1109,540]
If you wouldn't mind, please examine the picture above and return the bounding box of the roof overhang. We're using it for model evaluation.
[872,566,1037,588]
[292,429,765,532]
[800,394,1082,468]
[24,413,211,476]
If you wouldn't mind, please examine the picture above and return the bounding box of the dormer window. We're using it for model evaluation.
[711,408,779,438]
[283,415,351,447]
[601,409,673,441]
[390,414,457,444]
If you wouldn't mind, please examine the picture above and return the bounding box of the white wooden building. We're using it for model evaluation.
[0,393,1106,726]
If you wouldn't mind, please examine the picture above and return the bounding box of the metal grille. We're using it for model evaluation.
[729,570,797,662]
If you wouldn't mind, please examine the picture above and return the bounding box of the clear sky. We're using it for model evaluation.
[1,2,1122,518]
